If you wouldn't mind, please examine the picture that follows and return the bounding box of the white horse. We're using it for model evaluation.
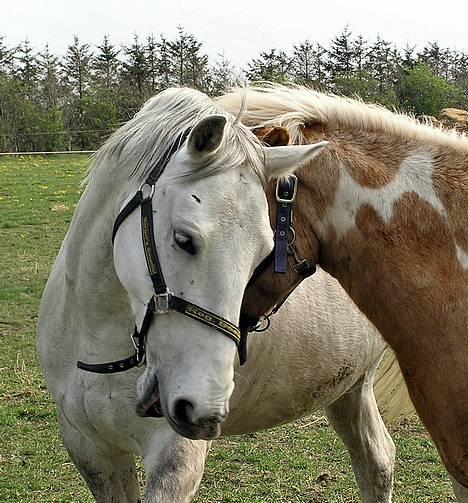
[38,87,408,502]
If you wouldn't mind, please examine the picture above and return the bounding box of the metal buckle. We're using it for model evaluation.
[153,290,172,314]
[276,175,298,203]
[140,183,155,201]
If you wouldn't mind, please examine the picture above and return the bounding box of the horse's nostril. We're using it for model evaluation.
[173,398,195,425]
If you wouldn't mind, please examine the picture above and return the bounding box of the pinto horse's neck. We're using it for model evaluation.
[296,126,468,486]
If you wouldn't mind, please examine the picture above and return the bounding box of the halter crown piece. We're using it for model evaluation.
[77,130,241,374]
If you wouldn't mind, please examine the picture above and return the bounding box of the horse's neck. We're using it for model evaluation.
[298,129,468,347]
[64,182,135,361]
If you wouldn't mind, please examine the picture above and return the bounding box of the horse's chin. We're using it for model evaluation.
[166,413,223,441]
[136,371,164,418]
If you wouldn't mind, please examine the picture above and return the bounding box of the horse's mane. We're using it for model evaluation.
[84,87,265,186]
[216,84,468,152]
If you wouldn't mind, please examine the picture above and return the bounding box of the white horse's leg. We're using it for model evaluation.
[59,412,141,503]
[142,424,209,503]
[451,476,468,502]
[324,362,395,503]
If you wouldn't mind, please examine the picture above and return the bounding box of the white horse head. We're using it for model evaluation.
[109,88,327,440]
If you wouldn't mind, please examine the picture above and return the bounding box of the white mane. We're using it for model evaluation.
[216,84,468,151]
[85,87,265,186]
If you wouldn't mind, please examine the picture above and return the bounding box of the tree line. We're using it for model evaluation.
[1,26,467,152]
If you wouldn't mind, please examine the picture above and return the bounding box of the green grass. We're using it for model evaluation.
[0,156,454,502]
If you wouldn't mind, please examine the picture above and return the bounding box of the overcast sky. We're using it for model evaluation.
[3,0,467,67]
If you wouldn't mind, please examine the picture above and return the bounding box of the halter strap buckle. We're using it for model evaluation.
[140,182,155,201]
[153,290,172,314]
[275,174,298,203]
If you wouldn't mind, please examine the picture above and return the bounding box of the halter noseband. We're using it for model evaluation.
[77,130,241,374]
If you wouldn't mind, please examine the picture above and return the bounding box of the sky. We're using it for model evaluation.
[2,0,467,68]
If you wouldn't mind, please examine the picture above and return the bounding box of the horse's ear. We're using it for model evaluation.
[187,115,227,156]
[263,141,328,179]
[255,126,290,146]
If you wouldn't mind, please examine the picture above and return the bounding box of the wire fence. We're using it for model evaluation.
[0,150,96,156]
[0,127,117,156]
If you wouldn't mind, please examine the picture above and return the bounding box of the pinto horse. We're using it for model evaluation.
[218,85,468,500]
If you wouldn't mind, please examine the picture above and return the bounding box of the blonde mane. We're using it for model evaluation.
[216,84,468,152]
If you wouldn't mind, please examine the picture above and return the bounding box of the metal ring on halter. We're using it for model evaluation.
[273,226,296,245]
[288,226,296,246]
[140,183,155,201]
[253,316,271,333]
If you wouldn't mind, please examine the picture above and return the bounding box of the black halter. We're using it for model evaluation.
[77,130,241,374]
[238,175,316,365]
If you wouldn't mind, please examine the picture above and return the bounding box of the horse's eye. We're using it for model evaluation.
[174,232,196,255]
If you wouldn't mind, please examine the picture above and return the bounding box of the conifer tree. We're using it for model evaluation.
[246,49,292,83]
[366,36,394,93]
[0,37,14,75]
[167,26,210,90]
[292,40,315,84]
[210,52,237,95]
[121,34,148,94]
[93,35,120,90]
[156,35,173,89]
[38,44,61,109]
[145,34,158,94]
[62,35,92,100]
[15,39,39,97]
[328,26,355,78]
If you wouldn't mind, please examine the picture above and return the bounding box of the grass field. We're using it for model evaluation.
[0,155,455,502]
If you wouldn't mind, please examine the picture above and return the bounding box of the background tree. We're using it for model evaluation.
[14,39,39,98]
[210,52,237,95]
[0,37,15,75]
[156,35,172,89]
[401,62,466,116]
[0,27,467,152]
[62,35,92,100]
[93,35,120,91]
[120,34,149,112]
[167,26,210,90]
[38,45,61,110]
[327,26,355,80]
[246,49,292,83]
[292,40,315,85]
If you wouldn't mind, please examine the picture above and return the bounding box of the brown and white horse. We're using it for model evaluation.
[218,85,468,499]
